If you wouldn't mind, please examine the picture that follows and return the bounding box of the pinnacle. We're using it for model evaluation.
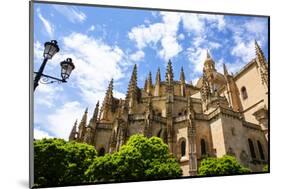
[223,63,229,76]
[180,66,185,82]
[206,49,211,59]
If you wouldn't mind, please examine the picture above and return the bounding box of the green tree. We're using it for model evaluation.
[198,155,251,176]
[85,135,182,182]
[34,138,97,187]
[263,164,268,172]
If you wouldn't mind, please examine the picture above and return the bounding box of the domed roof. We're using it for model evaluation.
[196,70,226,88]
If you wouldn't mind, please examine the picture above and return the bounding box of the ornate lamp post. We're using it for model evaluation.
[33,40,75,91]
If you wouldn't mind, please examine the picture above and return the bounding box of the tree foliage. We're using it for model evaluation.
[263,164,268,172]
[198,155,251,176]
[34,138,97,187]
[85,135,182,182]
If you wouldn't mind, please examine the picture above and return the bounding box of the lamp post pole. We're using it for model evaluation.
[33,40,75,92]
[34,58,48,91]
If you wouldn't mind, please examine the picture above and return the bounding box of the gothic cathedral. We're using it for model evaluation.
[69,41,268,176]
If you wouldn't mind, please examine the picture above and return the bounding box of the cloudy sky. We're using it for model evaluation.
[33,2,268,140]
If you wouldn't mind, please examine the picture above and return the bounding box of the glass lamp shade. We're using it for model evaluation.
[43,40,60,59]
[60,58,75,81]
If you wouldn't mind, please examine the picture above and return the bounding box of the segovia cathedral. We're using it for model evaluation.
[68,41,268,176]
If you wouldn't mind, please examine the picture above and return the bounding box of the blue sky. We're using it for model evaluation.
[33,2,268,139]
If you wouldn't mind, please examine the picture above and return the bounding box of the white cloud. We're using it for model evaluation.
[182,13,204,33]
[228,17,268,64]
[34,84,63,108]
[182,13,225,33]
[130,50,145,62]
[178,33,185,40]
[47,101,85,140]
[62,33,126,94]
[37,9,54,38]
[88,25,95,32]
[128,12,182,61]
[128,12,225,62]
[53,5,86,23]
[244,18,267,35]
[34,32,132,140]
[34,128,53,139]
[186,47,207,73]
[231,36,255,63]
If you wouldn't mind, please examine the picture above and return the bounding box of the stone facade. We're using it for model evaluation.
[69,41,268,176]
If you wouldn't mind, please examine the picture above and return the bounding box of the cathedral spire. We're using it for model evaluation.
[203,49,216,72]
[206,49,211,59]
[147,71,152,87]
[201,70,210,102]
[147,71,152,95]
[100,79,114,120]
[78,107,88,139]
[156,67,161,84]
[165,59,174,82]
[255,40,268,68]
[81,107,88,124]
[180,66,186,97]
[127,64,138,95]
[126,64,138,113]
[223,63,229,76]
[144,77,148,91]
[154,67,161,96]
[104,79,114,103]
[254,40,268,87]
[69,119,78,141]
[180,66,186,84]
[92,101,99,121]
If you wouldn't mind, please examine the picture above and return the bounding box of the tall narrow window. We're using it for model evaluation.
[241,86,248,100]
[181,140,186,157]
[201,139,207,156]
[248,139,256,159]
[98,147,105,156]
[257,141,265,160]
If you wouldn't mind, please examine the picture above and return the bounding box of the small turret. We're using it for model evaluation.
[147,71,152,95]
[69,119,78,141]
[203,50,216,73]
[126,64,138,113]
[201,70,210,103]
[154,67,161,96]
[165,59,174,83]
[100,79,114,120]
[90,101,99,124]
[144,78,148,92]
[223,63,229,77]
[78,108,88,139]
[180,67,186,97]
[255,40,268,88]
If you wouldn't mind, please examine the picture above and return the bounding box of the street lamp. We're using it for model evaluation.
[33,40,75,91]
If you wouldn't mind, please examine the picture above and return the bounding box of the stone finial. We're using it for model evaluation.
[156,67,161,84]
[180,66,186,84]
[165,59,174,82]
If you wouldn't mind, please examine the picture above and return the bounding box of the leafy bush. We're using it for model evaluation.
[198,155,251,176]
[34,138,97,187]
[85,135,182,182]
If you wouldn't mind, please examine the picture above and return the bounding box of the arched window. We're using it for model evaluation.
[241,86,248,100]
[248,139,256,159]
[98,147,105,156]
[181,140,186,157]
[184,110,187,115]
[257,141,265,160]
[201,139,207,156]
